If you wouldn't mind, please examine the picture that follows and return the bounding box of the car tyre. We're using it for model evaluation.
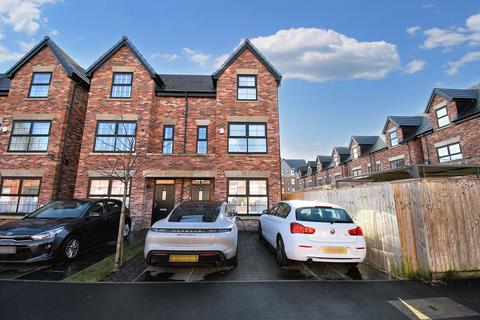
[257,222,263,241]
[63,237,80,261]
[123,222,131,238]
[276,236,289,266]
[225,244,238,268]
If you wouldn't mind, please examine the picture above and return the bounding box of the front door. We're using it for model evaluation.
[152,185,175,224]
[192,184,211,201]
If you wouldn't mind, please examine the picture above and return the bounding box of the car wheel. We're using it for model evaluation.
[276,236,289,266]
[123,222,131,238]
[226,254,238,268]
[63,237,80,260]
[257,222,263,240]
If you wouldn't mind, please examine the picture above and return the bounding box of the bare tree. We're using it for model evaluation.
[92,113,149,272]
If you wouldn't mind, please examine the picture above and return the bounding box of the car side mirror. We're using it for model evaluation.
[262,209,269,215]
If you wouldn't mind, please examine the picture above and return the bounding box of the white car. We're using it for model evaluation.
[145,200,238,266]
[258,200,366,265]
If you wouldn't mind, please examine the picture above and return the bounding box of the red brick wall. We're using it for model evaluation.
[74,46,281,228]
[0,46,80,211]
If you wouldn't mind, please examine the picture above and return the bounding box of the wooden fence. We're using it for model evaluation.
[283,178,480,278]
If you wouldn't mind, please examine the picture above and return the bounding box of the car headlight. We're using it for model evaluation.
[31,227,65,240]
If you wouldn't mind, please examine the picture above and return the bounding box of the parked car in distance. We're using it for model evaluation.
[0,199,131,263]
[145,200,238,267]
[258,200,366,266]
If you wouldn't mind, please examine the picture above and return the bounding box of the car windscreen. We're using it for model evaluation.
[27,201,90,219]
[168,201,221,223]
[296,207,353,223]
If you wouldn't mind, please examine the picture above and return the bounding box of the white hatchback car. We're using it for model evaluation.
[144,200,238,266]
[258,200,366,265]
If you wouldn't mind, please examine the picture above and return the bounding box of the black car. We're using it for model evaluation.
[0,199,131,263]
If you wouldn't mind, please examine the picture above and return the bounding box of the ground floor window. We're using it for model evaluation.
[352,168,362,176]
[88,178,131,206]
[227,179,268,215]
[389,158,405,169]
[0,177,41,214]
[437,143,462,163]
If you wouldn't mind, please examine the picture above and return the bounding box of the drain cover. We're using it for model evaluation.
[389,297,479,319]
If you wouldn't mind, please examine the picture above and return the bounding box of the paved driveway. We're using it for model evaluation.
[137,232,393,282]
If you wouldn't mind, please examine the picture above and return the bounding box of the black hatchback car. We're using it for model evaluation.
[0,199,131,263]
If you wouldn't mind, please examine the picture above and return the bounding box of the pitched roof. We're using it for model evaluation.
[284,159,307,169]
[425,88,479,112]
[351,135,380,146]
[383,115,433,140]
[212,39,282,84]
[454,98,480,122]
[362,136,388,154]
[333,146,350,155]
[5,36,89,87]
[316,155,332,164]
[86,36,163,86]
[156,74,215,96]
[297,166,308,177]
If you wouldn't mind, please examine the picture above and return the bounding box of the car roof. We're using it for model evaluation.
[281,200,344,209]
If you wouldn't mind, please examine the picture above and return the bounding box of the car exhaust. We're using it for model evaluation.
[306,258,313,264]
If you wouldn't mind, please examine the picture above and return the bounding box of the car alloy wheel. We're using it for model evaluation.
[276,237,288,266]
[65,238,80,259]
[123,223,130,237]
[257,223,263,240]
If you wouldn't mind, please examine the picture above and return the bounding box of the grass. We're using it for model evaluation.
[63,241,144,283]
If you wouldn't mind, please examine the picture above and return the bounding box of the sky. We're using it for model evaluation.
[0,0,479,160]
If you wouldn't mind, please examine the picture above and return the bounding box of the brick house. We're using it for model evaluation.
[0,37,89,219]
[73,37,282,229]
[280,159,306,193]
[295,85,480,190]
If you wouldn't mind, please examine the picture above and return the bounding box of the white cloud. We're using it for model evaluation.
[213,53,229,69]
[446,51,480,75]
[407,26,421,36]
[150,53,179,62]
[0,44,24,63]
[182,47,211,66]
[249,27,400,81]
[17,39,37,51]
[404,59,426,74]
[0,0,60,37]
[49,29,58,36]
[422,12,480,49]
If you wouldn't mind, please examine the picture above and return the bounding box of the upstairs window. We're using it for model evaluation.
[111,72,133,98]
[196,126,208,154]
[334,155,339,167]
[162,125,174,154]
[352,146,359,159]
[375,163,382,172]
[389,131,398,147]
[367,165,373,174]
[228,123,266,153]
[390,158,405,169]
[437,143,462,163]
[435,107,450,128]
[237,75,257,100]
[94,121,136,152]
[9,121,51,152]
[29,72,51,98]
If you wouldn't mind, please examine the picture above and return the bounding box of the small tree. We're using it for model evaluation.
[93,113,148,271]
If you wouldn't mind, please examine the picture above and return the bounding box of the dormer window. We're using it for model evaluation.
[111,72,133,98]
[435,107,450,128]
[29,72,51,98]
[334,155,339,167]
[352,146,359,159]
[237,75,257,100]
[389,131,398,147]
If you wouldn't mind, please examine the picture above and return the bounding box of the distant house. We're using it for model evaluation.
[281,159,306,193]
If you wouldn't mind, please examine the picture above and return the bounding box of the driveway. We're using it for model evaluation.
[0,230,145,281]
[136,232,393,282]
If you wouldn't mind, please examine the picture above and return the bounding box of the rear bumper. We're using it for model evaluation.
[284,237,366,263]
[146,250,227,266]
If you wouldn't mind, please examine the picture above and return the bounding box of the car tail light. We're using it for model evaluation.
[290,222,315,234]
[348,226,363,236]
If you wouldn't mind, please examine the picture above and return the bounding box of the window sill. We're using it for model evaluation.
[436,124,452,131]
[145,153,216,157]
[89,152,136,156]
[107,98,132,101]
[227,153,268,157]
[24,98,49,101]
[235,100,258,103]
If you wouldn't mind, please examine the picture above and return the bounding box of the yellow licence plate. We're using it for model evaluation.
[322,247,347,254]
[169,255,199,263]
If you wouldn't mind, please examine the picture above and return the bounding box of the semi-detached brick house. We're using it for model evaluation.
[73,37,282,229]
[296,85,480,191]
[0,37,89,220]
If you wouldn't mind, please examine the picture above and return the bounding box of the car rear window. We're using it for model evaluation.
[168,201,222,223]
[295,207,353,223]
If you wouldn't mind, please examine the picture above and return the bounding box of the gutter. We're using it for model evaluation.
[55,82,77,200]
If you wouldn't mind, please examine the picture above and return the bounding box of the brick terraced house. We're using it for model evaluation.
[72,37,282,229]
[295,85,480,190]
[280,159,306,193]
[0,37,89,219]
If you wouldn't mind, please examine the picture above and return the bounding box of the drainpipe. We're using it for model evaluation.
[183,92,189,154]
[55,82,78,200]
[424,135,431,164]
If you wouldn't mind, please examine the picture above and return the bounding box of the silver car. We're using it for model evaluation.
[144,200,238,267]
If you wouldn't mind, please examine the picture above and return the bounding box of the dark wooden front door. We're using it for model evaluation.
[192,184,211,201]
[152,185,175,224]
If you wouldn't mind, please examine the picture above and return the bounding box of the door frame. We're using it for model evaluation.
[151,181,176,225]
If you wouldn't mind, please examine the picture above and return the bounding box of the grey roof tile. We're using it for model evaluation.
[156,74,215,94]
[284,159,307,169]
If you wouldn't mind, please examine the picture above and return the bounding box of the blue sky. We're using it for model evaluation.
[1,0,479,160]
